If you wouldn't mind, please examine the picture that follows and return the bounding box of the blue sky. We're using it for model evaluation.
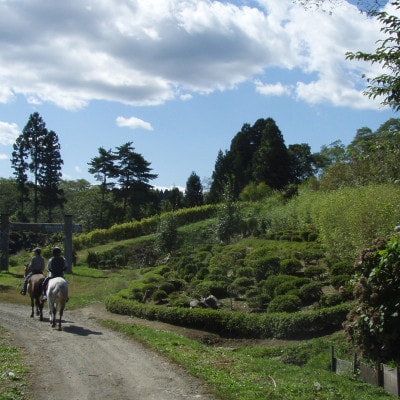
[0,0,397,190]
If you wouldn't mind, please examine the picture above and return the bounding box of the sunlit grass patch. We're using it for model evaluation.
[99,320,394,400]
[0,326,29,400]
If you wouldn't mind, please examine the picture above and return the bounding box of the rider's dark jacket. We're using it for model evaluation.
[47,256,67,278]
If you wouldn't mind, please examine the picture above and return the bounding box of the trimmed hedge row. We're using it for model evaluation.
[105,294,351,339]
[74,204,220,250]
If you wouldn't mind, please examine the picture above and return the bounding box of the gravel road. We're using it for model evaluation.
[0,302,216,400]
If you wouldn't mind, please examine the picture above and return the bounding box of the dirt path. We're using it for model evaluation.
[0,302,216,400]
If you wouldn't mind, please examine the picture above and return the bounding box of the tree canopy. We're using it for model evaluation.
[346,1,400,112]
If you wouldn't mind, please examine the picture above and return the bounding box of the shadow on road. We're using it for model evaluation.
[62,324,103,336]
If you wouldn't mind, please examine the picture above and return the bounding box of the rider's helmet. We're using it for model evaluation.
[52,247,62,256]
[33,247,41,254]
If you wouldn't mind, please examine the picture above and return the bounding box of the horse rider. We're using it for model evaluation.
[42,247,67,301]
[21,247,45,295]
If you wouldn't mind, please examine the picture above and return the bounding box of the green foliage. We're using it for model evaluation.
[245,254,281,280]
[311,184,400,262]
[214,185,242,244]
[303,265,327,280]
[105,294,350,339]
[330,274,351,290]
[267,294,302,313]
[239,181,272,201]
[319,293,343,308]
[280,258,303,275]
[73,204,218,249]
[298,282,323,305]
[155,214,178,254]
[346,232,400,362]
[346,2,400,112]
[152,289,168,303]
[228,276,255,297]
[261,274,297,298]
[185,171,204,207]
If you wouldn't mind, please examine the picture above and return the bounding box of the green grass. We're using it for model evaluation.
[100,320,393,400]
[0,326,29,400]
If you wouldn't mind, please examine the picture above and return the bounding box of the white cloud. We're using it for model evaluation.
[116,116,154,131]
[0,154,8,160]
[0,121,19,145]
[0,0,395,111]
[255,80,292,97]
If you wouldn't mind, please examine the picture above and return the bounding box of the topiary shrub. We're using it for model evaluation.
[280,258,303,275]
[261,275,296,298]
[274,280,299,296]
[330,274,351,290]
[319,293,343,308]
[236,267,255,278]
[298,282,323,305]
[246,256,281,280]
[152,289,168,303]
[267,294,302,313]
[330,261,352,276]
[245,288,268,312]
[193,280,228,299]
[303,265,327,280]
[231,276,255,291]
[158,281,176,294]
[168,292,190,308]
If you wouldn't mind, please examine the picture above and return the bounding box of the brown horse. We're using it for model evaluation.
[25,265,45,320]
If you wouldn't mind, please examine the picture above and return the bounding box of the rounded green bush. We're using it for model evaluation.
[280,258,303,275]
[152,289,168,303]
[267,294,302,313]
[298,282,323,305]
[330,274,351,290]
[158,281,176,294]
[330,261,352,276]
[304,265,326,280]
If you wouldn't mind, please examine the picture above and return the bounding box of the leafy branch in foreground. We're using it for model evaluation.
[346,1,400,112]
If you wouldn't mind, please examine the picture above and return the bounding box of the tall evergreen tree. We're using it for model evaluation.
[114,142,157,220]
[11,135,29,220]
[88,147,118,228]
[208,149,230,203]
[185,171,203,207]
[11,112,63,222]
[209,118,294,201]
[22,112,48,221]
[288,143,317,184]
[39,130,64,221]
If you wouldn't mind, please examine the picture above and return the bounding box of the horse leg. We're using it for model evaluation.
[58,306,64,331]
[30,296,34,318]
[36,296,43,321]
[51,304,57,328]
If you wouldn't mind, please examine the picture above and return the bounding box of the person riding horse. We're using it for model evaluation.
[21,247,45,295]
[42,247,67,301]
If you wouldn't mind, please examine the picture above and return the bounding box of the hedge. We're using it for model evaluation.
[105,294,351,339]
[73,204,220,249]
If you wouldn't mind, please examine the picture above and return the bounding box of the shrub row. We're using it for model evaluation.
[74,204,219,249]
[105,294,351,339]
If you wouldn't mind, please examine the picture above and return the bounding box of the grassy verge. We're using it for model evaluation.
[0,326,29,400]
[100,320,393,400]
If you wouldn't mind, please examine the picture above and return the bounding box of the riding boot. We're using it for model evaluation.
[42,277,49,300]
[21,279,27,295]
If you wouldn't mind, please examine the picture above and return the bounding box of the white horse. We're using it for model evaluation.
[47,277,68,331]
